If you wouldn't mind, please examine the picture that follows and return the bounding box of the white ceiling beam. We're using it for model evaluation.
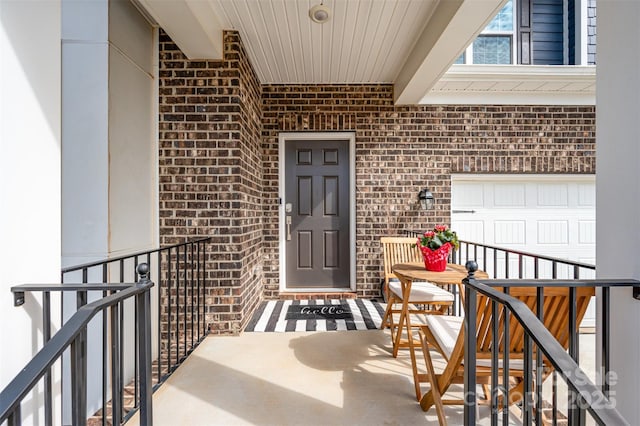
[135,0,226,60]
[394,0,507,105]
[423,65,596,105]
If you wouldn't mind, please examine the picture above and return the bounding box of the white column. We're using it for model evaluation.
[62,0,157,265]
[61,1,157,420]
[0,0,62,422]
[596,2,640,424]
[61,0,110,268]
[60,2,111,422]
[107,0,157,256]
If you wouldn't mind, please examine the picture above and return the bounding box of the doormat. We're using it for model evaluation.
[285,304,353,320]
[245,299,385,332]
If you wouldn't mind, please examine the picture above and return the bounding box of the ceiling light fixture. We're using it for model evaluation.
[309,3,331,24]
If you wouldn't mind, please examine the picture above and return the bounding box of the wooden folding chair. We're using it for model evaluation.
[418,285,595,426]
[379,237,455,357]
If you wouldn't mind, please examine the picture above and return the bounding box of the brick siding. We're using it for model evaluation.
[159,30,262,334]
[159,31,596,333]
[262,86,595,299]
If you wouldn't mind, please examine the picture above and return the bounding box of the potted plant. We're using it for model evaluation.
[414,225,459,271]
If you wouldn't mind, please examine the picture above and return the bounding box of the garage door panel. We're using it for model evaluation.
[494,183,526,207]
[537,220,569,244]
[452,183,484,207]
[455,220,484,243]
[578,183,596,207]
[578,221,596,244]
[537,183,569,207]
[494,221,526,245]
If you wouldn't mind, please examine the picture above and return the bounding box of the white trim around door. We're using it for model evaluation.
[278,132,356,292]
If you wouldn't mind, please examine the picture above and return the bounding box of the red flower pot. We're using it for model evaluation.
[420,242,452,272]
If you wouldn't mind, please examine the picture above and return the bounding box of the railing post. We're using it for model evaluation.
[535,287,544,426]
[490,299,499,425]
[72,288,88,426]
[110,299,122,426]
[136,263,154,426]
[463,261,478,426]
[523,333,533,423]
[568,286,584,424]
[602,286,610,397]
[7,405,20,426]
[42,291,52,426]
[70,333,86,426]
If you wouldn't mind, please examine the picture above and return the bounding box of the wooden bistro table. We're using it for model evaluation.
[391,262,488,401]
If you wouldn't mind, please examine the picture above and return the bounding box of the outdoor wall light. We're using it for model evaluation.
[309,3,331,24]
[418,188,434,210]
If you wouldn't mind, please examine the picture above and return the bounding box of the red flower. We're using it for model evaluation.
[414,224,459,251]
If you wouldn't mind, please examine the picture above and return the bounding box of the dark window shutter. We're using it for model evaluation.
[518,0,533,64]
[568,0,576,64]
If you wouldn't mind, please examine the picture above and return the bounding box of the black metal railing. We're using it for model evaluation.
[404,231,596,315]
[2,237,209,426]
[462,261,637,425]
[1,265,154,426]
[454,239,596,280]
[59,237,210,424]
[404,231,595,279]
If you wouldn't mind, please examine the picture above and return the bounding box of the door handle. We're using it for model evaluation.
[286,216,292,241]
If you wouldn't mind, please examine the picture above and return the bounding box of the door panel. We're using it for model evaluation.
[285,139,350,288]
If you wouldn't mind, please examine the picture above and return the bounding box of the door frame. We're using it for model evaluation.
[278,132,356,292]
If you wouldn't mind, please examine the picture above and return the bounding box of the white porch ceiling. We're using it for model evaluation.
[136,0,507,104]
[210,0,438,84]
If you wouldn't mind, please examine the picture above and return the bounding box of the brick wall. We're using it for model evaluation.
[262,85,595,298]
[159,30,263,334]
[159,31,596,332]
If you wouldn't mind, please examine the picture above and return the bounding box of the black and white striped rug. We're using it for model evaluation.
[244,299,385,332]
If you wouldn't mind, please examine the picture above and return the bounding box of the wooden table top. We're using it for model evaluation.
[391,262,488,285]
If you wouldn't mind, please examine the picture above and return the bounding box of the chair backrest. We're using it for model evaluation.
[380,237,423,287]
[444,285,595,376]
[476,286,594,355]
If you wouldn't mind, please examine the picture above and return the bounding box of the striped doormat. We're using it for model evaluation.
[244,299,385,332]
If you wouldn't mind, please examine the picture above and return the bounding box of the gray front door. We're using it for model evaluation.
[284,138,351,288]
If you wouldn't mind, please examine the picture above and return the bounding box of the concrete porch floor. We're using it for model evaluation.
[128,329,597,426]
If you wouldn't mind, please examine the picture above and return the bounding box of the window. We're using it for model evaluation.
[473,36,512,64]
[453,0,586,66]
[458,0,515,65]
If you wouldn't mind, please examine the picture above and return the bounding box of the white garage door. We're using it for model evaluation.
[451,174,596,326]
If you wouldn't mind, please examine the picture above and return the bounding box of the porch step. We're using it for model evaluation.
[279,292,357,300]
